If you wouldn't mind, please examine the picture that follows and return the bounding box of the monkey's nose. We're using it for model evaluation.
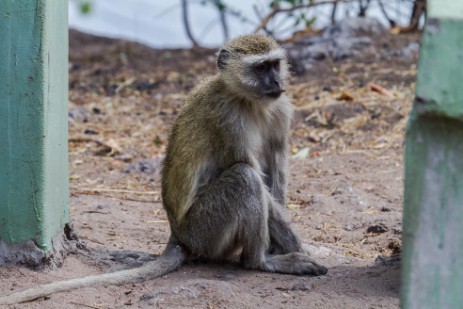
[273,79,282,88]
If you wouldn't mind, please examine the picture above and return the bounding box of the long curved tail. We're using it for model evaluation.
[0,245,186,305]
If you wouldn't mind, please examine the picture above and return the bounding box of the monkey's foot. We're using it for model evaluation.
[265,252,328,276]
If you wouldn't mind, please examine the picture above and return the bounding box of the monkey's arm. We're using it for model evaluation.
[0,244,186,305]
[268,139,289,207]
[267,132,305,254]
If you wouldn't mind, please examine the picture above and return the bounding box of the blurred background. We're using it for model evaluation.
[69,0,425,48]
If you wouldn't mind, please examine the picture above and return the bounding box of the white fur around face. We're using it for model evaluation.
[242,48,286,65]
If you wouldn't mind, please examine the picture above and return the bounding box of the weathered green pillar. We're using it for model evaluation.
[402,1,463,308]
[0,1,70,266]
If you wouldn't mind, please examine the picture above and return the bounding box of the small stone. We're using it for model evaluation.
[123,158,162,174]
[366,224,388,234]
[84,128,98,135]
[291,282,309,291]
[221,273,237,281]
[140,293,154,301]
[322,85,332,92]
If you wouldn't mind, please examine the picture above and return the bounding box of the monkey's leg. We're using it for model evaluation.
[264,197,328,276]
[177,163,327,276]
[176,163,269,269]
[267,199,304,254]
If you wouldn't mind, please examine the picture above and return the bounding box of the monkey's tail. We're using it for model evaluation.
[0,245,186,305]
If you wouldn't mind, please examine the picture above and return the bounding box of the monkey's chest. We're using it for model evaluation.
[242,122,275,171]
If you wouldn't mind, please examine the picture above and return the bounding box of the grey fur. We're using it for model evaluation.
[0,34,326,305]
[162,34,327,276]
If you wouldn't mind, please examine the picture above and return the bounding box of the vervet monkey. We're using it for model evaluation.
[0,34,326,305]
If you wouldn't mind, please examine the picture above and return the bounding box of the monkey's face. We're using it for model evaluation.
[238,51,289,101]
[250,59,285,99]
[218,46,289,102]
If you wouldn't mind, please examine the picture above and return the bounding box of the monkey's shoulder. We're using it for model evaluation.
[187,75,225,103]
[175,77,232,125]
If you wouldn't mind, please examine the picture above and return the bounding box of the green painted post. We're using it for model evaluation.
[0,1,70,266]
[402,1,463,308]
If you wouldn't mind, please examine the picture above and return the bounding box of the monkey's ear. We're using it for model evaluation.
[217,49,230,70]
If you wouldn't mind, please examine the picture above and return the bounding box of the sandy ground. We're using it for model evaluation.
[0,29,420,308]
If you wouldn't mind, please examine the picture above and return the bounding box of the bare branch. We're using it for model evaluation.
[407,0,426,31]
[253,4,272,35]
[254,0,359,33]
[330,2,338,24]
[358,0,371,17]
[377,0,396,27]
[181,0,199,48]
[218,7,229,41]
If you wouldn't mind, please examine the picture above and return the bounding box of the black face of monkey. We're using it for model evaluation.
[253,60,285,98]
[217,47,287,100]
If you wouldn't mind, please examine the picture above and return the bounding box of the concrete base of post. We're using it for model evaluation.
[0,226,82,269]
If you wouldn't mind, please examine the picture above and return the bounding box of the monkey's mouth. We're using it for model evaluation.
[263,89,285,98]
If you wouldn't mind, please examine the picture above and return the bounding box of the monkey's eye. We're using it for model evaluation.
[272,60,280,71]
[254,63,267,72]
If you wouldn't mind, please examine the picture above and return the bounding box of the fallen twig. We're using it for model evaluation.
[367,82,394,97]
[74,188,159,195]
[115,77,136,94]
[68,302,104,309]
[72,191,156,203]
[79,236,106,245]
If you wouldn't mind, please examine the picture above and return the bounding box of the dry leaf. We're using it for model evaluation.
[389,26,401,35]
[106,138,122,155]
[307,132,321,143]
[287,204,301,209]
[336,92,354,101]
[292,147,310,159]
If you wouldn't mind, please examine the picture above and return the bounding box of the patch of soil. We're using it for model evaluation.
[0,29,419,308]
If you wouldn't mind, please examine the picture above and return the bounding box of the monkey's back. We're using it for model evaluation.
[161,76,229,226]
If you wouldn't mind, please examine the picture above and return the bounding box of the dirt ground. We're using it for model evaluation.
[1,29,420,308]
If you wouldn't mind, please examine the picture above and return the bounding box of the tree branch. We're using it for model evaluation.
[181,0,199,48]
[407,0,426,31]
[254,0,359,33]
[330,2,338,24]
[377,0,396,27]
[218,7,229,41]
